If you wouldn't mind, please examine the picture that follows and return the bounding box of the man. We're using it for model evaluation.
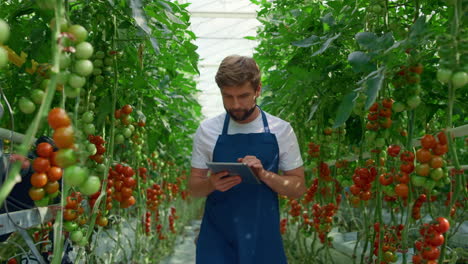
[189,55,306,264]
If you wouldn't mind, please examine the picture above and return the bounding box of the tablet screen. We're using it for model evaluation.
[206,162,260,184]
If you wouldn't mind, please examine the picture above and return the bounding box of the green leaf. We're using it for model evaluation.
[306,101,320,122]
[312,33,341,56]
[333,91,358,128]
[377,32,394,50]
[130,0,160,54]
[348,51,376,73]
[291,35,320,47]
[409,16,426,39]
[355,32,377,50]
[365,71,385,110]
[244,36,256,40]
[321,13,335,26]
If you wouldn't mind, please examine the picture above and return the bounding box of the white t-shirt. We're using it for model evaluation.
[191,111,303,172]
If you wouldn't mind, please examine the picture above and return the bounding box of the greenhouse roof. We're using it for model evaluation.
[181,0,261,119]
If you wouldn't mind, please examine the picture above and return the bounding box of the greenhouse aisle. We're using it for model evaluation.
[162,220,200,264]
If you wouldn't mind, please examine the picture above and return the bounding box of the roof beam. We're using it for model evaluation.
[190,11,257,19]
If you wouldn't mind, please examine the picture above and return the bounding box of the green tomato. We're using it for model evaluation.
[411,175,427,187]
[60,53,71,69]
[64,221,78,232]
[95,51,105,59]
[55,149,77,168]
[115,134,125,144]
[0,47,8,68]
[93,59,103,68]
[104,57,113,66]
[75,42,94,60]
[423,179,436,191]
[83,123,95,135]
[70,230,83,243]
[19,97,36,114]
[88,102,95,110]
[63,165,88,187]
[68,73,86,89]
[451,71,467,89]
[437,68,452,84]
[375,137,385,148]
[64,86,81,98]
[430,168,444,181]
[128,124,135,132]
[68,25,88,43]
[0,19,10,44]
[56,71,70,85]
[371,4,382,14]
[78,175,101,195]
[74,60,93,77]
[96,163,106,173]
[77,236,88,246]
[30,89,45,104]
[49,17,68,32]
[406,95,421,109]
[82,111,94,123]
[123,128,132,138]
[92,68,102,76]
[87,143,97,156]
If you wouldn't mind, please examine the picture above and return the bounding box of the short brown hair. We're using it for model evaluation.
[215,55,261,90]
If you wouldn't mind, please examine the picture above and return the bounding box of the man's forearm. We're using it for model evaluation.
[188,177,215,197]
[260,171,306,199]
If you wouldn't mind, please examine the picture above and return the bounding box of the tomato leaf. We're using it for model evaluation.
[348,51,376,73]
[333,91,358,128]
[292,35,320,47]
[355,32,377,50]
[320,13,335,26]
[365,71,385,110]
[306,101,320,122]
[130,0,160,54]
[312,33,341,56]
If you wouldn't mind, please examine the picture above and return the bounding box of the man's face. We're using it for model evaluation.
[221,82,260,122]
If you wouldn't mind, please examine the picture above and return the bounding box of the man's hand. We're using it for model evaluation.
[9,154,30,169]
[237,155,266,180]
[209,171,242,192]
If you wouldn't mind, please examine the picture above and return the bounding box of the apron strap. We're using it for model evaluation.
[222,106,270,135]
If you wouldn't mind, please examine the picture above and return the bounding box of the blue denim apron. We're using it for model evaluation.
[196,109,287,264]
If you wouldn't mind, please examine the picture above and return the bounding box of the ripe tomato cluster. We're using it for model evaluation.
[392,64,423,111]
[109,163,137,208]
[29,142,61,202]
[413,132,449,192]
[280,218,288,235]
[88,135,105,164]
[146,183,163,211]
[310,202,339,244]
[303,178,319,203]
[373,223,403,263]
[349,166,377,203]
[139,167,148,182]
[411,194,427,220]
[366,98,393,132]
[287,199,302,217]
[143,211,151,235]
[307,141,320,158]
[319,162,332,181]
[412,217,450,264]
[168,207,178,233]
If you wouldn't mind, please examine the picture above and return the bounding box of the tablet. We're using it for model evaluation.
[206,162,260,184]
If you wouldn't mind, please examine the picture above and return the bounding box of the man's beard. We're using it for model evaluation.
[226,104,257,122]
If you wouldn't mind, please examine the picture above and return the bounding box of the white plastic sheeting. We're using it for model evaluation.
[180,0,261,119]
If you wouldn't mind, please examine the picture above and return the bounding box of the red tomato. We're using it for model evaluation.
[437,131,448,145]
[427,233,444,246]
[31,172,48,187]
[36,142,54,158]
[53,126,75,149]
[421,134,437,149]
[422,246,440,260]
[395,184,408,198]
[416,148,432,163]
[435,217,450,233]
[387,144,401,157]
[47,166,63,181]
[48,108,71,129]
[433,143,448,156]
[400,162,415,174]
[122,104,133,114]
[400,150,415,162]
[33,157,51,173]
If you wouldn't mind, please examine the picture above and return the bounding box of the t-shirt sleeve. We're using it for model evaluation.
[191,125,210,169]
[278,124,304,172]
